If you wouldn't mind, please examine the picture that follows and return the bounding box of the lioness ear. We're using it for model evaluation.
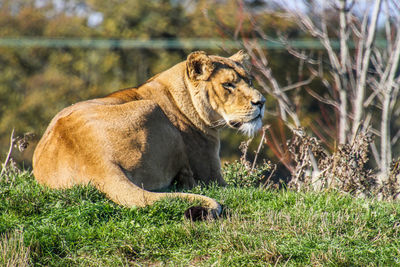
[230,50,249,63]
[230,50,251,71]
[187,51,214,81]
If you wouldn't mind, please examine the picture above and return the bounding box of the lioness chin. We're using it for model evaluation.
[33,50,265,220]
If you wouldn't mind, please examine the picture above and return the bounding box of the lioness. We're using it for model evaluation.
[33,51,265,219]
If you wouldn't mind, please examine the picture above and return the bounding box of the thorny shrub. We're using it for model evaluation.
[287,128,400,199]
[1,131,34,182]
[379,158,400,200]
[287,128,327,191]
[223,133,276,188]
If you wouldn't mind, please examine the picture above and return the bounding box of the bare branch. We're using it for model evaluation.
[278,35,320,65]
[392,129,400,146]
[244,39,301,128]
[352,0,383,139]
[379,29,400,177]
[305,87,340,109]
[282,76,315,92]
[384,1,393,53]
[339,0,350,75]
[370,141,381,169]
[390,82,400,111]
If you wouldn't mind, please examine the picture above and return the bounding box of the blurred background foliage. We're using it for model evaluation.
[1,0,396,177]
[0,0,291,166]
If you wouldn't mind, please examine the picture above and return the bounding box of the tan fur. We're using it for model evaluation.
[32,51,265,216]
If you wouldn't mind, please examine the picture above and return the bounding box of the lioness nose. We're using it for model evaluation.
[251,96,265,108]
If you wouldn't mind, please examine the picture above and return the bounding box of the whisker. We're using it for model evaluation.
[228,112,258,117]
[210,119,227,128]
[226,112,263,121]
[212,119,226,124]
[212,122,226,128]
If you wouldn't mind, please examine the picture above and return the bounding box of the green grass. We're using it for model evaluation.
[1,170,400,266]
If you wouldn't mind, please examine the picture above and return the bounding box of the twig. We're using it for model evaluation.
[1,129,15,179]
[281,76,315,92]
[251,125,270,171]
[305,87,339,109]
[392,129,400,146]
[263,163,276,188]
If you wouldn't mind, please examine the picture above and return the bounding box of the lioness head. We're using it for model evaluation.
[186,50,265,136]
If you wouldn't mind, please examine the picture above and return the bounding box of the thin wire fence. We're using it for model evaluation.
[0,37,388,49]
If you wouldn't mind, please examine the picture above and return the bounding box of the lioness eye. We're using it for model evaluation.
[222,82,235,92]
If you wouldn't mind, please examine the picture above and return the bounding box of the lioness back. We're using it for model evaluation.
[34,100,184,190]
[33,51,265,219]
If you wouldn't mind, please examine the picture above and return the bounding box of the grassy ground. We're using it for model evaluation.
[1,170,400,266]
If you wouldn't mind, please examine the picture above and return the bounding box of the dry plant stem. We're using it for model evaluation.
[263,163,276,187]
[251,125,269,171]
[239,138,252,168]
[1,129,15,179]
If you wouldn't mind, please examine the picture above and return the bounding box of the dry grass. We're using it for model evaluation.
[0,229,30,267]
